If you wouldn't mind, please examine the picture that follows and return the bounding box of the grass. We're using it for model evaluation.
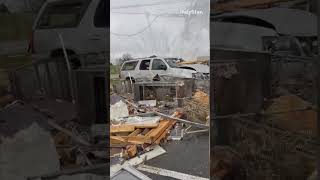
[0,13,34,41]
[110,64,120,75]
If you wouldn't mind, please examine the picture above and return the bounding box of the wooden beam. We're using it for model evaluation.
[127,145,137,158]
[146,120,172,142]
[111,125,135,133]
[111,124,159,134]
[154,120,176,144]
[111,136,152,144]
[129,129,143,136]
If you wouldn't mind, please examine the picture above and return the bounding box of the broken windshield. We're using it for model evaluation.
[164,58,179,68]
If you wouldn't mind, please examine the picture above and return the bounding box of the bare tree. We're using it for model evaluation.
[119,53,133,64]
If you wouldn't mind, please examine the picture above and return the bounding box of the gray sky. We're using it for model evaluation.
[111,0,210,63]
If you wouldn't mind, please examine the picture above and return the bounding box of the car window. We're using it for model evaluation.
[164,58,178,68]
[139,60,151,70]
[152,59,167,70]
[121,61,138,71]
[94,0,108,27]
[37,0,90,29]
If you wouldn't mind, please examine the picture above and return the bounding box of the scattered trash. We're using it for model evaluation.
[110,145,166,176]
[138,100,157,107]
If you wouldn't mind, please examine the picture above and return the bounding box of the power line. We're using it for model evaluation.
[110,14,162,37]
[111,11,186,18]
[111,0,189,10]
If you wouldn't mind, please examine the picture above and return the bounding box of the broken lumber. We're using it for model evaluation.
[110,145,166,176]
[111,125,135,133]
[146,120,172,143]
[154,120,176,144]
[111,124,159,134]
[111,136,152,145]
[129,129,142,136]
[127,145,137,158]
[154,111,208,128]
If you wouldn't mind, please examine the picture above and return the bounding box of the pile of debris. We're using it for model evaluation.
[111,111,183,159]
[184,89,210,124]
[110,93,209,179]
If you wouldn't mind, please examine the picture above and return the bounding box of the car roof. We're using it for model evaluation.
[125,56,167,62]
[214,7,317,37]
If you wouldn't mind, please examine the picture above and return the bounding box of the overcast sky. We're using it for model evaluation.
[111,0,210,63]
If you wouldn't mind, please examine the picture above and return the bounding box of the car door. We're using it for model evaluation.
[151,59,168,79]
[83,0,108,64]
[137,59,153,81]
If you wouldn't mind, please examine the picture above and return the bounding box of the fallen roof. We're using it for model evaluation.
[214,7,317,36]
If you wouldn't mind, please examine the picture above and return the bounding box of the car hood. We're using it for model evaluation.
[178,64,210,73]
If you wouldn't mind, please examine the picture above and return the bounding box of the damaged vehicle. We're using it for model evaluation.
[119,56,209,82]
[212,7,317,56]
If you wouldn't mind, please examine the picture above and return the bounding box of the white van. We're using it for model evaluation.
[28,0,108,68]
[119,56,209,82]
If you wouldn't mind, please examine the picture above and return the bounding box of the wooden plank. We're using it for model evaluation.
[111,125,135,133]
[110,145,166,176]
[147,111,184,143]
[154,120,176,144]
[111,136,152,144]
[141,128,151,135]
[129,129,142,136]
[147,120,172,142]
[111,124,158,134]
[127,145,137,158]
[135,123,159,128]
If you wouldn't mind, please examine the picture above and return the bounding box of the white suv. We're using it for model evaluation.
[28,0,108,68]
[119,56,209,82]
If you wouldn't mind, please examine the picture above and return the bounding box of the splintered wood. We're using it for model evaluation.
[110,111,184,158]
[184,90,209,123]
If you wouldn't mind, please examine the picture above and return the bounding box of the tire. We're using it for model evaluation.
[51,50,81,69]
[126,77,135,84]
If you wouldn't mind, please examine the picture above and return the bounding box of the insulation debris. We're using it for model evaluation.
[0,123,60,180]
[110,100,129,121]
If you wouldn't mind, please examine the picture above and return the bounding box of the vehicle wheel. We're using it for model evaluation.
[126,77,135,84]
[51,50,81,69]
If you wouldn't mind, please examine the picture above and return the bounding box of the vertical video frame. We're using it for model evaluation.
[110,0,210,179]
[211,0,318,179]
